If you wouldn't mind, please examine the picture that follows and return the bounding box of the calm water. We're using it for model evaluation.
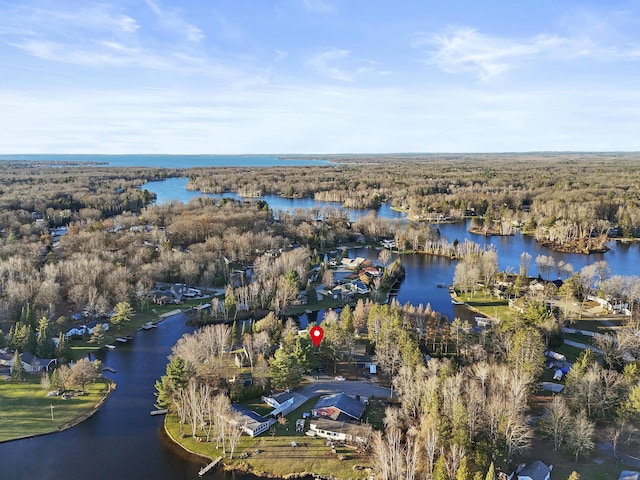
[145,177,404,221]
[2,166,639,479]
[0,313,261,480]
[0,154,331,168]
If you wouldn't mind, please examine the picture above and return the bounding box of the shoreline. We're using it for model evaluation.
[163,416,333,480]
[0,378,115,444]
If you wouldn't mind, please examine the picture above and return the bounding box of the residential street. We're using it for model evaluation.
[297,375,393,400]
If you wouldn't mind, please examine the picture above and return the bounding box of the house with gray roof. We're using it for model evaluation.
[312,393,365,421]
[511,461,551,480]
[231,404,271,437]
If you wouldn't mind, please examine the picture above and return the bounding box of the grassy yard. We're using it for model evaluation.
[165,397,373,479]
[457,292,517,323]
[0,376,111,442]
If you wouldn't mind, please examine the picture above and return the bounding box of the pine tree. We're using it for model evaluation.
[36,317,56,358]
[456,457,471,480]
[55,332,71,361]
[433,454,450,480]
[11,350,24,381]
[268,347,302,389]
[485,462,496,480]
[231,321,238,343]
[154,357,189,410]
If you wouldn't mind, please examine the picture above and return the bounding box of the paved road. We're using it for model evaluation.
[297,375,393,400]
[597,442,640,469]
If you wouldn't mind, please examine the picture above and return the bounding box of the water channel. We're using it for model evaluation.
[1,176,638,479]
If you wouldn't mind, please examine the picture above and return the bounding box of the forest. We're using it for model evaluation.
[0,155,640,479]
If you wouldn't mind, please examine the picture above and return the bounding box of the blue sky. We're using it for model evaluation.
[2,0,640,153]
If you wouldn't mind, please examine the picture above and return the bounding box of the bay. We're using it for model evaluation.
[0,154,331,168]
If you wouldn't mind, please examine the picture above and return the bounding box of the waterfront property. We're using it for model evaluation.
[231,404,271,437]
[308,418,371,444]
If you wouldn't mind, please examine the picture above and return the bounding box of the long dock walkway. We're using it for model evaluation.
[198,456,223,477]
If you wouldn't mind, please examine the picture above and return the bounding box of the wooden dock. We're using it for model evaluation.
[198,457,223,477]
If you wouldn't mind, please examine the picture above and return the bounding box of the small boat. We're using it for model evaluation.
[116,337,128,343]
[102,366,116,373]
[105,344,116,350]
[124,335,133,341]
[142,322,156,330]
[475,316,491,327]
[451,299,465,305]
[150,409,168,416]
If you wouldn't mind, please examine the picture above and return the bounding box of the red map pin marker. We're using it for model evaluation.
[309,326,324,347]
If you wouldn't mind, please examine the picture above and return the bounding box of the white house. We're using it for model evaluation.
[231,404,271,437]
[308,418,371,444]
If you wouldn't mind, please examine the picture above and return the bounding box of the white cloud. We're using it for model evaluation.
[145,0,204,43]
[418,27,564,81]
[3,83,640,154]
[421,18,640,81]
[308,49,354,81]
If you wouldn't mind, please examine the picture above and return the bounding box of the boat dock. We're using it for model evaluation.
[149,409,168,416]
[198,457,223,477]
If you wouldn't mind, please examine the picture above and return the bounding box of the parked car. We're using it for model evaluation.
[334,375,346,381]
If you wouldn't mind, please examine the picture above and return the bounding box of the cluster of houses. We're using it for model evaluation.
[317,258,383,302]
[230,391,371,444]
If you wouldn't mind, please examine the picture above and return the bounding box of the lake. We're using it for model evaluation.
[0,154,331,168]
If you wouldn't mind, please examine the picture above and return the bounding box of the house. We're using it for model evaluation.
[381,239,396,249]
[66,326,88,338]
[341,257,366,269]
[308,418,371,444]
[231,404,271,437]
[19,353,57,373]
[312,393,366,421]
[350,280,369,295]
[262,391,307,417]
[619,472,640,480]
[2,352,57,374]
[511,461,551,480]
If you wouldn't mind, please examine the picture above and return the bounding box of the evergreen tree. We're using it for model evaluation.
[268,347,302,389]
[36,317,56,358]
[231,321,238,344]
[11,350,24,381]
[293,335,317,372]
[485,462,496,480]
[456,457,471,480]
[9,322,36,354]
[55,332,71,361]
[154,357,189,410]
[340,304,354,334]
[433,454,450,480]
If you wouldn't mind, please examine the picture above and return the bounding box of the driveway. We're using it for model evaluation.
[296,375,393,401]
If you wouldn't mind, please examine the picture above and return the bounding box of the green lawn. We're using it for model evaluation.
[0,376,111,442]
[165,397,373,479]
[457,292,517,323]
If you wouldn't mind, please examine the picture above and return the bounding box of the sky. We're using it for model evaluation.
[2,0,640,154]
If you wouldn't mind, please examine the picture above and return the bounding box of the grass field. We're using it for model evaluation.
[165,397,373,479]
[0,376,111,442]
[457,292,517,323]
